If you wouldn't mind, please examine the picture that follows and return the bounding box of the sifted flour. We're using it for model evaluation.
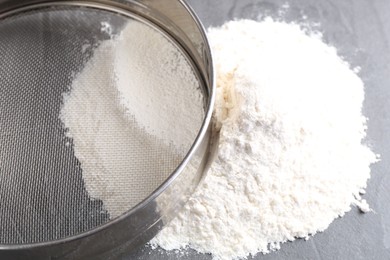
[114,22,205,155]
[151,19,378,259]
[60,21,204,218]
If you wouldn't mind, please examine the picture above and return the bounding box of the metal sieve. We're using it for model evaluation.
[0,0,214,259]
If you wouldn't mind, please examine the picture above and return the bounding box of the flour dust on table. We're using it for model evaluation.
[150,18,378,260]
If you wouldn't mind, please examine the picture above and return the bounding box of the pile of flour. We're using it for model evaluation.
[151,19,378,259]
[60,21,204,218]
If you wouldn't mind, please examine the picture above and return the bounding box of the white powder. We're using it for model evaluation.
[114,22,205,155]
[151,19,378,260]
[60,21,204,218]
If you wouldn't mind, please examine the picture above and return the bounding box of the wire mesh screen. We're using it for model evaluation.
[0,6,202,244]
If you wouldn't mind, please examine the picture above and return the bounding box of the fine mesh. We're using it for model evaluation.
[0,6,200,244]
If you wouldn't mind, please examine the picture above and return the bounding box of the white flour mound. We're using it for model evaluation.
[151,19,378,260]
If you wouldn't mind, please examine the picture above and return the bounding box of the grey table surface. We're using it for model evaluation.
[126,0,390,259]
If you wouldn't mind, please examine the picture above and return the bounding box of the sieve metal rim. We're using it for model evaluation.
[0,0,215,257]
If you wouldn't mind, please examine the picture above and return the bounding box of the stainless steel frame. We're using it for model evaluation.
[0,0,215,259]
